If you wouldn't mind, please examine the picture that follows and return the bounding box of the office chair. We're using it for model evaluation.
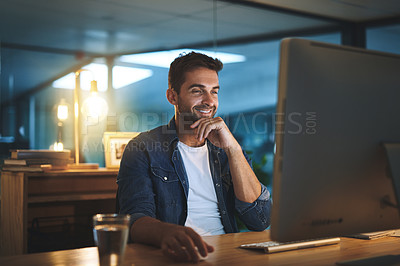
[115,190,120,213]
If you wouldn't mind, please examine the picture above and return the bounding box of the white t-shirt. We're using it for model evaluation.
[177,141,225,236]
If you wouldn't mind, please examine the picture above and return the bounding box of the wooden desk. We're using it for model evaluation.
[0,168,119,256]
[1,231,400,265]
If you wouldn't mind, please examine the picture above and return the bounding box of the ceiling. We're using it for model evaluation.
[1,0,400,107]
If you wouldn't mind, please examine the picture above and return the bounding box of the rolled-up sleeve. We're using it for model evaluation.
[233,151,272,231]
[234,184,271,231]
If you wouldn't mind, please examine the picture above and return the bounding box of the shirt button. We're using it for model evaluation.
[216,183,220,187]
[222,210,226,215]
[164,177,168,181]
[214,160,218,164]
[182,180,186,184]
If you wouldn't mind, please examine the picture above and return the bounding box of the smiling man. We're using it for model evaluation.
[117,52,271,263]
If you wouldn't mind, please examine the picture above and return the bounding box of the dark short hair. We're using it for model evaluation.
[168,52,223,94]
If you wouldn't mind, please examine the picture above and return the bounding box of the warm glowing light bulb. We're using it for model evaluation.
[52,142,64,151]
[57,99,69,121]
[57,105,68,121]
[81,92,109,122]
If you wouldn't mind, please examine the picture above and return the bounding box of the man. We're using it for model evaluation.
[117,52,271,263]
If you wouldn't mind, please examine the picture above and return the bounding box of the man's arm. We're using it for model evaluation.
[225,145,261,202]
[191,117,271,231]
[131,217,214,263]
[191,117,261,202]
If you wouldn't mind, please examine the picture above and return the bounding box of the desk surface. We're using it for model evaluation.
[1,230,400,266]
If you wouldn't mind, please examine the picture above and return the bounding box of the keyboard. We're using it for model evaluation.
[239,237,341,253]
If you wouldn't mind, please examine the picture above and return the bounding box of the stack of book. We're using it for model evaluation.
[2,149,73,172]
[347,230,397,240]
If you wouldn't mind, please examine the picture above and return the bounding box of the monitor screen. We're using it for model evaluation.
[271,38,400,242]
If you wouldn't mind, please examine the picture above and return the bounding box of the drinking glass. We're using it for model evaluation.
[93,214,131,266]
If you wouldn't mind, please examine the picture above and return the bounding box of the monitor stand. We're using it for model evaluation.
[383,143,400,213]
[336,254,400,266]
[336,143,400,266]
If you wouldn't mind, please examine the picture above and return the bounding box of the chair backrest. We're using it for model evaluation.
[115,190,120,213]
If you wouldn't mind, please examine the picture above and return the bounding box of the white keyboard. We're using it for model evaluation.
[240,237,341,253]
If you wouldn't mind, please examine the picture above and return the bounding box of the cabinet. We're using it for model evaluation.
[0,168,119,256]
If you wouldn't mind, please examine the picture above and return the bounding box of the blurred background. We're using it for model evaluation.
[1,0,400,182]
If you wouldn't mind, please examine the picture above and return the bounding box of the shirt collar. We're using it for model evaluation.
[165,117,179,146]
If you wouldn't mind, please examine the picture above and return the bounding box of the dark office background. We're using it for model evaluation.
[1,1,399,187]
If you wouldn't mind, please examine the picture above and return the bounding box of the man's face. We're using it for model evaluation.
[176,67,219,123]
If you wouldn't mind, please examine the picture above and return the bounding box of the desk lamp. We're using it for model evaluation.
[54,98,69,151]
[73,69,108,168]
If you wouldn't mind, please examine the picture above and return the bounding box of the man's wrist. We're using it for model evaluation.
[224,141,242,155]
[132,216,165,247]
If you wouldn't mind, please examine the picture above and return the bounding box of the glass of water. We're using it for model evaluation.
[93,214,131,266]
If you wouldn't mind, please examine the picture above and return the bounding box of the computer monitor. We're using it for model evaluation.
[271,38,400,242]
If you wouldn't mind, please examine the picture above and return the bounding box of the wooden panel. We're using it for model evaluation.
[27,170,118,196]
[28,169,119,177]
[27,199,116,253]
[27,199,116,221]
[28,175,117,195]
[28,192,116,203]
[1,172,27,256]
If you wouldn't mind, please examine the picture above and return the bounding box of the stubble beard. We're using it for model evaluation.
[177,104,216,133]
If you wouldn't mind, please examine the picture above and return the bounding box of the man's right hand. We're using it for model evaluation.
[132,217,214,263]
[160,223,214,262]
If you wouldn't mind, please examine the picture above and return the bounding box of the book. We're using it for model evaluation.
[347,230,396,240]
[10,150,71,160]
[392,229,400,237]
[4,158,74,166]
[3,159,28,166]
[41,164,69,171]
[1,165,44,172]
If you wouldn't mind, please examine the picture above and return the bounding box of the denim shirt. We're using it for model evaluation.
[117,118,271,234]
